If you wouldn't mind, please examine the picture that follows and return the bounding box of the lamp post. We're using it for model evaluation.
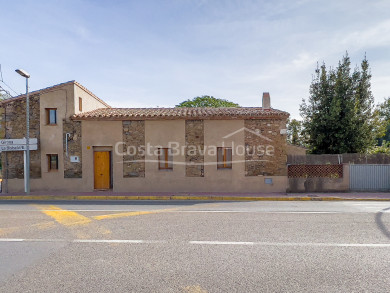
[15,69,30,194]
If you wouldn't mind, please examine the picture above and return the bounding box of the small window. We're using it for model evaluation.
[158,148,173,170]
[217,147,232,169]
[45,108,57,125]
[79,97,83,112]
[47,154,58,171]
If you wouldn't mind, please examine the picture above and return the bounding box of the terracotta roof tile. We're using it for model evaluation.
[72,107,289,120]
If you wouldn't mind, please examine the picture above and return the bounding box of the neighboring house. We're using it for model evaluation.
[0,83,289,193]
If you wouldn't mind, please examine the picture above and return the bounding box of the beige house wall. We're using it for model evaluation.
[81,121,123,191]
[74,84,109,115]
[5,83,110,192]
[7,118,288,193]
[114,119,287,193]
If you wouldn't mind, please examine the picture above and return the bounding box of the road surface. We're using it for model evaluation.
[0,200,389,292]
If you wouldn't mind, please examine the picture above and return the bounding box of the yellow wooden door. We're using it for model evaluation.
[94,151,110,189]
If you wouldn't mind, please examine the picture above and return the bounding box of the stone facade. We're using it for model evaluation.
[0,95,41,179]
[245,119,287,176]
[123,120,145,177]
[63,120,82,178]
[185,120,204,177]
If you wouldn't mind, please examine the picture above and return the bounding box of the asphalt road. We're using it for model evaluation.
[0,200,390,292]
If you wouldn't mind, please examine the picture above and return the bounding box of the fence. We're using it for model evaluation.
[288,153,390,165]
[287,164,348,193]
[287,154,390,192]
[350,164,390,191]
[288,164,343,178]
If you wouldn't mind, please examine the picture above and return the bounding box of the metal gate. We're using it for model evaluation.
[350,164,390,191]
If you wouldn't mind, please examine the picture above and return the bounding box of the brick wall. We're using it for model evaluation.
[244,119,287,176]
[0,96,41,179]
[123,120,145,177]
[185,120,204,177]
[63,120,82,178]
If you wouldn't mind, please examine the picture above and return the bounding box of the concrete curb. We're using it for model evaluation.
[0,195,390,201]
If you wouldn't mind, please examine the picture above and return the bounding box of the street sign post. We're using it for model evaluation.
[0,138,39,194]
[0,138,38,152]
[0,138,38,146]
[0,144,38,151]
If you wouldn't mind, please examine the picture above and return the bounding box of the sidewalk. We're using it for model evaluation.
[1,191,390,201]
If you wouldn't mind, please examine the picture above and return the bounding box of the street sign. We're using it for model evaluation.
[0,138,38,152]
[0,144,38,151]
[0,138,38,145]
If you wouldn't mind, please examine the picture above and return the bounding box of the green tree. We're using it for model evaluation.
[176,95,240,107]
[287,118,305,146]
[376,97,390,145]
[300,53,380,154]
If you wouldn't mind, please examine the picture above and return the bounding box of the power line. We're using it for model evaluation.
[0,64,22,96]
[0,85,14,99]
[0,80,20,96]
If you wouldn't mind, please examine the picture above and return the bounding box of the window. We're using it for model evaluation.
[45,108,57,125]
[158,148,173,170]
[47,154,58,171]
[79,97,83,112]
[217,147,232,169]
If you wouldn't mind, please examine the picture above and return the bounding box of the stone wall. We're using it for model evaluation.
[63,120,82,178]
[185,120,204,177]
[0,95,41,179]
[245,119,287,176]
[123,120,145,177]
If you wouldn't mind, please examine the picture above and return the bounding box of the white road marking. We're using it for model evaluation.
[189,241,390,247]
[169,211,342,214]
[0,238,166,244]
[73,239,166,244]
[0,238,389,247]
[190,241,255,245]
[0,238,24,242]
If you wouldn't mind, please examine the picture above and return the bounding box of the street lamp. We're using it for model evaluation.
[15,69,31,194]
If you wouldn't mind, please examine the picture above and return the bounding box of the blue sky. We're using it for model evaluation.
[1,0,390,118]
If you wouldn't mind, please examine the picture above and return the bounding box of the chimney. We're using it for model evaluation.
[262,92,271,109]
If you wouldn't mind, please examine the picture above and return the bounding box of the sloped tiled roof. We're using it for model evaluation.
[0,80,111,108]
[72,107,289,120]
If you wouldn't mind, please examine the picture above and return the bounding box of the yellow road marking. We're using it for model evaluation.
[34,205,92,226]
[93,208,177,221]
[183,285,208,293]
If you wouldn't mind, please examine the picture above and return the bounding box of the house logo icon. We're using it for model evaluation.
[222,127,273,142]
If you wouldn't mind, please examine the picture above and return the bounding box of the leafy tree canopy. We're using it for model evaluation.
[376,97,390,145]
[176,95,240,108]
[300,53,383,154]
[287,118,306,147]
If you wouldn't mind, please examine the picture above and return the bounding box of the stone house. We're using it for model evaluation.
[0,81,289,193]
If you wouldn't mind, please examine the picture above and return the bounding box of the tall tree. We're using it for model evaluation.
[300,53,380,154]
[176,95,240,107]
[287,118,305,146]
[376,97,390,145]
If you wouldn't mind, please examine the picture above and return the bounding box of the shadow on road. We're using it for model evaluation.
[375,206,390,239]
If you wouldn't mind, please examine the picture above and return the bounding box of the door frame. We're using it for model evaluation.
[93,147,113,190]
